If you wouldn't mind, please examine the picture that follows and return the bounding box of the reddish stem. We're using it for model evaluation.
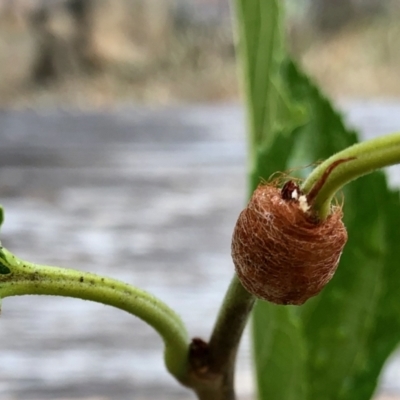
[306,157,356,205]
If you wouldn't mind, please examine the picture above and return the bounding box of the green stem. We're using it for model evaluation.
[208,275,255,373]
[0,246,189,381]
[302,132,400,219]
[186,275,255,400]
[207,275,255,399]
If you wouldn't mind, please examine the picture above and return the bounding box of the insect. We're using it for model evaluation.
[281,180,301,201]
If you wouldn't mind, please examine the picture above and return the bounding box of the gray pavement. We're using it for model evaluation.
[0,101,399,399]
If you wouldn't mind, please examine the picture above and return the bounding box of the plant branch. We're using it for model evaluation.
[185,275,255,400]
[302,132,400,219]
[208,275,255,392]
[0,246,189,381]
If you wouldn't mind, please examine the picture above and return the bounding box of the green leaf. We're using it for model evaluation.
[234,1,400,399]
[287,61,400,400]
[254,58,400,400]
[234,0,307,179]
[0,206,4,229]
[253,303,308,400]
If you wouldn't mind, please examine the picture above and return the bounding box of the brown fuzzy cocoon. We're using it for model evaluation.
[231,183,347,305]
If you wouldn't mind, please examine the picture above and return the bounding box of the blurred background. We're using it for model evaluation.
[1,0,400,107]
[1,1,400,400]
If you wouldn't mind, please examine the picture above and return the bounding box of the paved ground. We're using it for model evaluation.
[0,101,399,399]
